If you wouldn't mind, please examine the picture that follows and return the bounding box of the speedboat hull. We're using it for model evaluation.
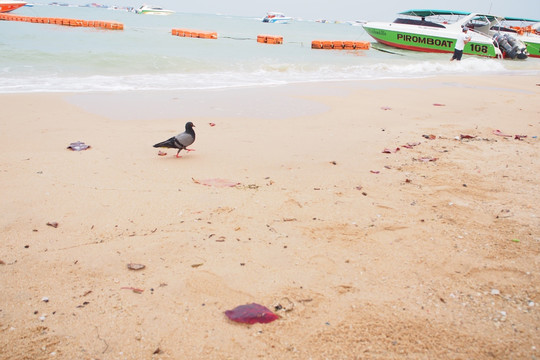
[0,0,26,13]
[137,10,174,15]
[522,39,540,58]
[363,23,499,57]
[263,17,292,24]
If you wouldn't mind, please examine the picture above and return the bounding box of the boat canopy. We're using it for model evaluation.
[502,16,540,23]
[399,10,539,24]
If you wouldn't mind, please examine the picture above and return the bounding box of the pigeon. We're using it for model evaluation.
[153,122,196,158]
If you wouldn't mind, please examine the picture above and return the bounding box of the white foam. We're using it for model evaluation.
[0,53,537,94]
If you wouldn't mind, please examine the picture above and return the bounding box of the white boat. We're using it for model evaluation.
[348,20,367,26]
[0,0,27,13]
[135,4,174,15]
[262,12,292,24]
[363,10,529,59]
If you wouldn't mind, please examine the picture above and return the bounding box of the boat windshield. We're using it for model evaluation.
[465,15,490,28]
[392,12,467,28]
[463,15,500,33]
[266,12,285,18]
[393,18,446,28]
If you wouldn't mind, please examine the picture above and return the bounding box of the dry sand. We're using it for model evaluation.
[1,75,539,359]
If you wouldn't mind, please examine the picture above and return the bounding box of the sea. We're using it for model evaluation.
[1,4,540,94]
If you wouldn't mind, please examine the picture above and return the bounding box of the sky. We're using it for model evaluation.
[66,0,539,21]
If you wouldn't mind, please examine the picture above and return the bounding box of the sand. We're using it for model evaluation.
[0,75,539,359]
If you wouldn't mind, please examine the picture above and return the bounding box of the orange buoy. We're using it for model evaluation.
[172,28,217,39]
[197,31,217,39]
[257,34,283,44]
[354,41,370,50]
[332,41,342,49]
[343,41,355,50]
[322,41,333,49]
[105,21,121,29]
[311,40,323,49]
[69,19,82,26]
[0,14,125,29]
[312,39,370,50]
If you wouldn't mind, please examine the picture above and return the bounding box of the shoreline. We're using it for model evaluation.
[1,74,539,359]
[15,73,540,121]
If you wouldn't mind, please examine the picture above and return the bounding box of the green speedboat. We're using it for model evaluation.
[135,4,174,15]
[363,10,530,59]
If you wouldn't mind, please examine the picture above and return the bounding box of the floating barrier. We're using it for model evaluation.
[311,40,370,50]
[172,28,218,39]
[257,34,283,44]
[0,13,123,30]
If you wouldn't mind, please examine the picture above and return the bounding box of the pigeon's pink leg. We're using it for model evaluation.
[176,149,195,158]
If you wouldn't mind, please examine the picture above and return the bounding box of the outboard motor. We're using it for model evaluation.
[506,35,529,59]
[493,33,528,59]
[493,33,515,58]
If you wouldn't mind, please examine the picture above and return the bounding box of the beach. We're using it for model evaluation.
[0,75,539,359]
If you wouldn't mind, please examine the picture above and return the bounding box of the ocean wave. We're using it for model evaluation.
[1,58,535,93]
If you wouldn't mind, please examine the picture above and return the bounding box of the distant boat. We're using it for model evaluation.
[135,4,174,15]
[0,0,27,13]
[348,20,367,26]
[262,12,292,24]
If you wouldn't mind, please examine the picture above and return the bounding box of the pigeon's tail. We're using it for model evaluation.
[153,137,177,149]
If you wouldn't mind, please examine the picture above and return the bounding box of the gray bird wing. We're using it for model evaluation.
[175,132,194,148]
